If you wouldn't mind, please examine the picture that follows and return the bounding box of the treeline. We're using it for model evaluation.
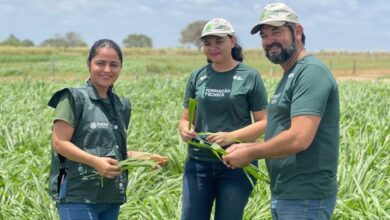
[1,20,207,49]
[0,32,151,48]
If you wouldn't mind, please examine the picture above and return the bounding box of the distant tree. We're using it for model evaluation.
[179,20,207,50]
[0,34,34,47]
[21,39,35,47]
[1,34,20,46]
[64,32,87,47]
[40,32,87,48]
[123,34,153,48]
[40,38,67,47]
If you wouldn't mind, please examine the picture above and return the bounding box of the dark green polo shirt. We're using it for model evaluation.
[184,63,268,161]
[265,55,339,199]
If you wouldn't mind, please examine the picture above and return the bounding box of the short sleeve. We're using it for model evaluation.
[54,92,77,127]
[291,64,333,117]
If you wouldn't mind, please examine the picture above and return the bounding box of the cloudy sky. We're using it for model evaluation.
[0,0,389,52]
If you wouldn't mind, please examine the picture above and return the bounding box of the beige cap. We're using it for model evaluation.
[251,3,299,34]
[201,18,235,39]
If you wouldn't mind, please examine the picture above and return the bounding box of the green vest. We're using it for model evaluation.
[184,63,268,161]
[48,80,131,204]
[265,55,339,199]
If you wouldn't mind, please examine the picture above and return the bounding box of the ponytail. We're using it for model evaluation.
[231,43,243,62]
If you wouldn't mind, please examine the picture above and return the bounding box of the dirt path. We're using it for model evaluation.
[335,69,390,82]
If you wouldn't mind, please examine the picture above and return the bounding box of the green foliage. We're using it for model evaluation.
[0,34,35,47]
[40,32,87,48]
[187,98,197,130]
[180,20,208,50]
[0,67,24,76]
[21,39,35,47]
[123,34,153,48]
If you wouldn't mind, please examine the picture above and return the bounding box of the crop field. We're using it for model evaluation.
[0,48,389,219]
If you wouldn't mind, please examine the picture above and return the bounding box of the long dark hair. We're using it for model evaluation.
[87,39,123,66]
[231,42,243,62]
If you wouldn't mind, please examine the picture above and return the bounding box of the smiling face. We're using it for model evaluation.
[201,35,236,64]
[88,47,122,97]
[260,24,296,64]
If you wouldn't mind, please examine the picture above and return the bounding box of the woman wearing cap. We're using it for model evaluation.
[178,18,268,220]
[48,39,167,219]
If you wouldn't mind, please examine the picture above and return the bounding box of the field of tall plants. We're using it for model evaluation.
[0,48,389,219]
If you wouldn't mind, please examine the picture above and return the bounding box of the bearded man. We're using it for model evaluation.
[223,3,340,220]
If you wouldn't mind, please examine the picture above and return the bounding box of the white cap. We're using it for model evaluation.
[251,3,299,34]
[201,18,235,39]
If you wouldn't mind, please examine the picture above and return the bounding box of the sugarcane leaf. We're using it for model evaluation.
[243,165,270,184]
[188,98,197,130]
[211,149,222,160]
[189,138,269,184]
[244,169,255,188]
[210,143,227,155]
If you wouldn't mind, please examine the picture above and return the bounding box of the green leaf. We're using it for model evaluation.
[189,139,269,184]
[188,98,197,130]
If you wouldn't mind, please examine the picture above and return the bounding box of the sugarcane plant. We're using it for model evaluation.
[186,98,269,187]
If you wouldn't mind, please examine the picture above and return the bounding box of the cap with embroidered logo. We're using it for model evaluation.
[251,3,299,34]
[201,18,235,39]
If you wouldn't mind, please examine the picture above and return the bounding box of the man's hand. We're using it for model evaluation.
[223,143,254,168]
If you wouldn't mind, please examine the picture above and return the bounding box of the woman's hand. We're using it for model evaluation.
[92,156,121,179]
[179,126,197,142]
[206,132,237,148]
[178,109,197,142]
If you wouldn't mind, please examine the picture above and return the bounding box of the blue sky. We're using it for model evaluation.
[0,0,389,52]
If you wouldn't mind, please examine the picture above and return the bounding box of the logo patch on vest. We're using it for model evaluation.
[89,122,109,129]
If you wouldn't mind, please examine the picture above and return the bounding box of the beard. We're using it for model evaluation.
[265,42,295,64]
